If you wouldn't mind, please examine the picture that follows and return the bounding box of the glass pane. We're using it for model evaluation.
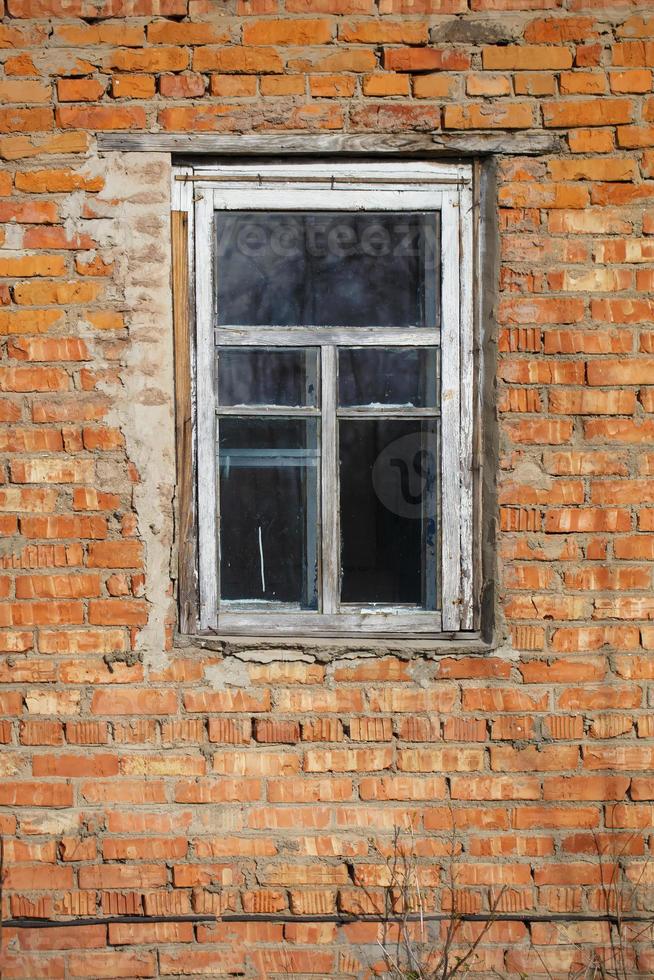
[219,418,319,607]
[218,348,318,407]
[338,348,439,408]
[339,419,438,608]
[215,211,439,328]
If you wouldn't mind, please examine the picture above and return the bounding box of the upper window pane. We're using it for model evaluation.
[215,211,440,328]
[338,348,439,408]
[217,348,318,407]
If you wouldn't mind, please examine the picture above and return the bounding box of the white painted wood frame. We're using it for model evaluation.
[178,160,475,637]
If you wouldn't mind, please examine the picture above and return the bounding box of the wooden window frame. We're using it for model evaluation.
[172,159,475,638]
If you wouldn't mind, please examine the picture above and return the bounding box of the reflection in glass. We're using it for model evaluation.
[218,348,318,406]
[338,348,439,407]
[215,211,440,328]
[219,418,319,607]
[339,419,438,608]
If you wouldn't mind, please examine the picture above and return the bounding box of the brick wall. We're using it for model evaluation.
[1,0,654,977]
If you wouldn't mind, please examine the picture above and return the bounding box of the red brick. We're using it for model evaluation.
[20,516,107,539]
[57,78,105,103]
[79,864,167,890]
[505,419,573,444]
[5,600,83,626]
[88,598,148,626]
[14,279,100,305]
[339,21,427,44]
[549,157,636,182]
[56,106,146,130]
[87,540,143,568]
[309,74,356,97]
[0,782,73,807]
[175,778,262,803]
[483,46,573,70]
[287,0,372,9]
[68,951,156,978]
[412,75,455,99]
[380,0,465,9]
[16,573,101,599]
[444,102,534,130]
[194,46,283,73]
[185,689,271,713]
[10,458,94,483]
[108,45,188,72]
[559,71,607,96]
[90,688,176,716]
[243,19,332,45]
[110,921,193,945]
[550,389,636,415]
[585,418,654,443]
[80,779,166,804]
[159,73,205,98]
[525,16,595,43]
[33,753,119,777]
[383,48,469,72]
[111,74,155,99]
[258,75,303,96]
[159,949,246,976]
[543,98,634,127]
[359,776,447,800]
[545,508,632,533]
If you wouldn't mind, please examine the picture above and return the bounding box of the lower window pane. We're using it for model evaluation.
[219,418,319,607]
[339,419,438,608]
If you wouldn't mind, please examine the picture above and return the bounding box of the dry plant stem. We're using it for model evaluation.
[527,833,654,980]
[378,826,506,980]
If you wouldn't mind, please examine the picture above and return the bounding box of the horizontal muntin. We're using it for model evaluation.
[215,327,441,346]
[215,406,439,417]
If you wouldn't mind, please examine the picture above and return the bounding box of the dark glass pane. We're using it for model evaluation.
[338,348,439,407]
[219,418,319,607]
[339,419,438,607]
[218,348,318,406]
[215,211,439,328]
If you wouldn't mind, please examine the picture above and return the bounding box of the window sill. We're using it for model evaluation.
[174,629,496,660]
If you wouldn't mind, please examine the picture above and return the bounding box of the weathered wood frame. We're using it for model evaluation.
[100,131,559,157]
[171,168,197,635]
[173,159,475,637]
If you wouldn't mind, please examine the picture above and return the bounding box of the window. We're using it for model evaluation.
[177,160,475,636]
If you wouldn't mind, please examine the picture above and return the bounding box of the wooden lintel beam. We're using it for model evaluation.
[97,131,561,157]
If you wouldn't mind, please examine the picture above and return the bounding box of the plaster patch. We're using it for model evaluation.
[95,151,176,671]
[511,459,553,491]
[204,659,250,690]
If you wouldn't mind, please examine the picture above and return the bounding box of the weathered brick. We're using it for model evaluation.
[194,46,283,74]
[483,46,573,70]
[91,689,175,715]
[444,102,534,130]
[111,74,155,99]
[383,48,470,72]
[543,98,634,128]
[56,106,146,130]
[244,19,332,45]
